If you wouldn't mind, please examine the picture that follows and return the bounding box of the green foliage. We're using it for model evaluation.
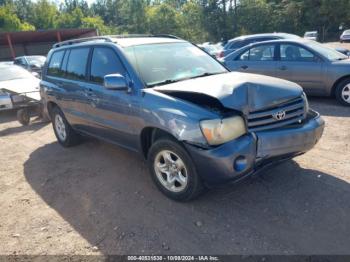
[1,0,350,42]
[147,3,179,34]
[0,4,35,31]
[31,0,58,29]
[81,16,111,35]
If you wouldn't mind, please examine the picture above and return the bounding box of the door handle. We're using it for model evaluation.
[241,65,248,70]
[279,65,287,71]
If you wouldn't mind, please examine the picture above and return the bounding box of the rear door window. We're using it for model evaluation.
[90,47,126,84]
[47,51,65,77]
[280,44,316,62]
[66,48,90,81]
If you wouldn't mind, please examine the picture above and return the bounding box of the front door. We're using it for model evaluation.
[83,46,138,150]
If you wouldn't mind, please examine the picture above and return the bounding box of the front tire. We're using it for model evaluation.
[335,78,350,106]
[147,138,205,201]
[51,107,81,147]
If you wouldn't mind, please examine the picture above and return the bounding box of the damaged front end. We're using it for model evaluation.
[147,72,324,185]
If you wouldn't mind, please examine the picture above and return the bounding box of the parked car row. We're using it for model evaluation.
[39,35,325,201]
[214,35,350,106]
[198,29,350,62]
[302,29,350,43]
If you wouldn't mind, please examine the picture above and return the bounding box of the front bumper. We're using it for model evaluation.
[185,110,325,186]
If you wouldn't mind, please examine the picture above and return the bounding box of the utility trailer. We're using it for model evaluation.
[0,87,46,126]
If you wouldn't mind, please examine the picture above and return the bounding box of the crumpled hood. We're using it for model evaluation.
[153,72,303,114]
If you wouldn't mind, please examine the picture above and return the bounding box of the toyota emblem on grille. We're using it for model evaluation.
[273,110,286,121]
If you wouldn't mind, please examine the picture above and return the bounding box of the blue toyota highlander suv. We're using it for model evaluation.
[40,35,325,201]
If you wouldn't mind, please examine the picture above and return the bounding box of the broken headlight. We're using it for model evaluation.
[302,92,309,114]
[200,116,246,146]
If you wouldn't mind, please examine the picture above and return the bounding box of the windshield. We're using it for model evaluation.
[306,41,348,60]
[0,66,34,81]
[26,56,46,66]
[124,42,227,87]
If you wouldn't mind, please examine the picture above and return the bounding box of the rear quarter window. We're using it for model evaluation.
[47,51,65,77]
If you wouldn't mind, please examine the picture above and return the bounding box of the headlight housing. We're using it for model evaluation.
[200,116,246,146]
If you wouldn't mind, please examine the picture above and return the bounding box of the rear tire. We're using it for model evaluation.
[51,107,81,147]
[147,138,205,201]
[335,78,350,106]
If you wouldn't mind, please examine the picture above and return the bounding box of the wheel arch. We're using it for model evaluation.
[140,127,179,159]
[46,101,59,117]
[331,75,350,96]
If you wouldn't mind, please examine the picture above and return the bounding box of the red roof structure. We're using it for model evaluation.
[0,28,98,61]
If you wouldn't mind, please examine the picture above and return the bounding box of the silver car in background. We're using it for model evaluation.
[304,31,318,41]
[221,39,350,106]
[340,29,350,43]
[220,33,301,58]
[14,55,46,76]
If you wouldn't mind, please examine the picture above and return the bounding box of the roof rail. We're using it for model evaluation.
[53,36,113,48]
[52,34,182,48]
[107,34,181,39]
[153,34,181,39]
[107,34,153,38]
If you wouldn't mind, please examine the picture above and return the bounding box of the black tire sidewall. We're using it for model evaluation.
[335,78,350,106]
[147,138,204,201]
[52,107,79,147]
[17,109,30,126]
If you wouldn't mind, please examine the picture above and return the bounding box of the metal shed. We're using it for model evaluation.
[0,28,98,61]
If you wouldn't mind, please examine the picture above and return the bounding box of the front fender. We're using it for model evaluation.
[139,89,218,145]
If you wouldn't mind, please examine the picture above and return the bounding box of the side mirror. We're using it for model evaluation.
[104,74,128,91]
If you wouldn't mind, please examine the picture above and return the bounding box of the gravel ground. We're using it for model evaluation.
[324,42,350,50]
[0,97,349,255]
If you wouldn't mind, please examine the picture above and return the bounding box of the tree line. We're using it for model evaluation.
[1,0,350,43]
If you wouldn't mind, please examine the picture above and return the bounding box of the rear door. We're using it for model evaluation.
[275,43,325,94]
[226,43,278,77]
[59,47,91,129]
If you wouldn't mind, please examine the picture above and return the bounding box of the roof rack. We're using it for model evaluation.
[153,34,181,39]
[53,34,182,48]
[107,34,181,39]
[53,36,113,48]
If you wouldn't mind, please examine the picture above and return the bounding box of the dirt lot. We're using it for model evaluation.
[324,42,350,50]
[0,97,349,255]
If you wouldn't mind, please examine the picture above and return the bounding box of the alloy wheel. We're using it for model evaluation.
[55,114,67,141]
[154,150,188,193]
[341,84,350,104]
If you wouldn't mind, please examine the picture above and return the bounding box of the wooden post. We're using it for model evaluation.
[6,34,16,60]
[56,31,62,42]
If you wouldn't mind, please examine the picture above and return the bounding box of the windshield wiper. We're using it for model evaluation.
[147,79,183,88]
[187,71,226,80]
[147,72,226,88]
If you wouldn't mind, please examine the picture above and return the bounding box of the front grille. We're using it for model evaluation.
[247,96,305,132]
